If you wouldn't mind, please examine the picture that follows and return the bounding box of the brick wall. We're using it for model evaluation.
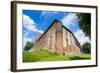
[33,20,81,55]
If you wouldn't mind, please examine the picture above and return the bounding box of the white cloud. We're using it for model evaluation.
[24,24,43,33]
[74,30,90,46]
[23,36,33,47]
[61,13,77,27]
[61,13,90,45]
[23,14,43,33]
[41,11,46,16]
[23,14,44,47]
[23,31,32,47]
[23,14,35,26]
[32,28,43,33]
[41,11,58,16]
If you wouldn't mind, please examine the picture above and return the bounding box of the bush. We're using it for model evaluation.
[24,42,33,51]
[82,42,91,54]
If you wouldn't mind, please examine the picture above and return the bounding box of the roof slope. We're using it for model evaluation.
[36,19,80,46]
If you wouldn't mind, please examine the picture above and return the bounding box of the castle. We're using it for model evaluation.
[33,19,82,55]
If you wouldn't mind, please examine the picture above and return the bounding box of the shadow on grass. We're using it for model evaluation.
[69,56,91,60]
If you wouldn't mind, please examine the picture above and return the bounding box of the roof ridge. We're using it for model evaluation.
[36,19,59,41]
[35,19,80,47]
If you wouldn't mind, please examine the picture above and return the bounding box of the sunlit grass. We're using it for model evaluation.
[23,50,91,62]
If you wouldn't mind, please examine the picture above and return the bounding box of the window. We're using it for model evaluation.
[56,22,62,32]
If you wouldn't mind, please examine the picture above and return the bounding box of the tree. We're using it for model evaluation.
[82,42,91,54]
[24,42,33,51]
[76,13,91,38]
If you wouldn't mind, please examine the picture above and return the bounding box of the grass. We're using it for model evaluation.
[23,50,91,62]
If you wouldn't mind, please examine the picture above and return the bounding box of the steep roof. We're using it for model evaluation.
[36,19,80,46]
[37,19,59,41]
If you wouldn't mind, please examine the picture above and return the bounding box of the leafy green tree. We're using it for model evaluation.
[76,13,91,38]
[82,42,91,54]
[24,42,33,51]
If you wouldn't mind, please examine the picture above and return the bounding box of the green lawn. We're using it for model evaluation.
[23,50,91,62]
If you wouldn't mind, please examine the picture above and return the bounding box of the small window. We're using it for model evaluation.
[56,22,62,32]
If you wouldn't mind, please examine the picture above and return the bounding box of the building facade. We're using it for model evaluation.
[33,19,82,55]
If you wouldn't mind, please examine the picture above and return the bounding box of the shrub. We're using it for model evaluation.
[82,42,91,54]
[24,42,33,51]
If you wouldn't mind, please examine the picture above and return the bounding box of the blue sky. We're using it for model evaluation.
[23,10,90,47]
